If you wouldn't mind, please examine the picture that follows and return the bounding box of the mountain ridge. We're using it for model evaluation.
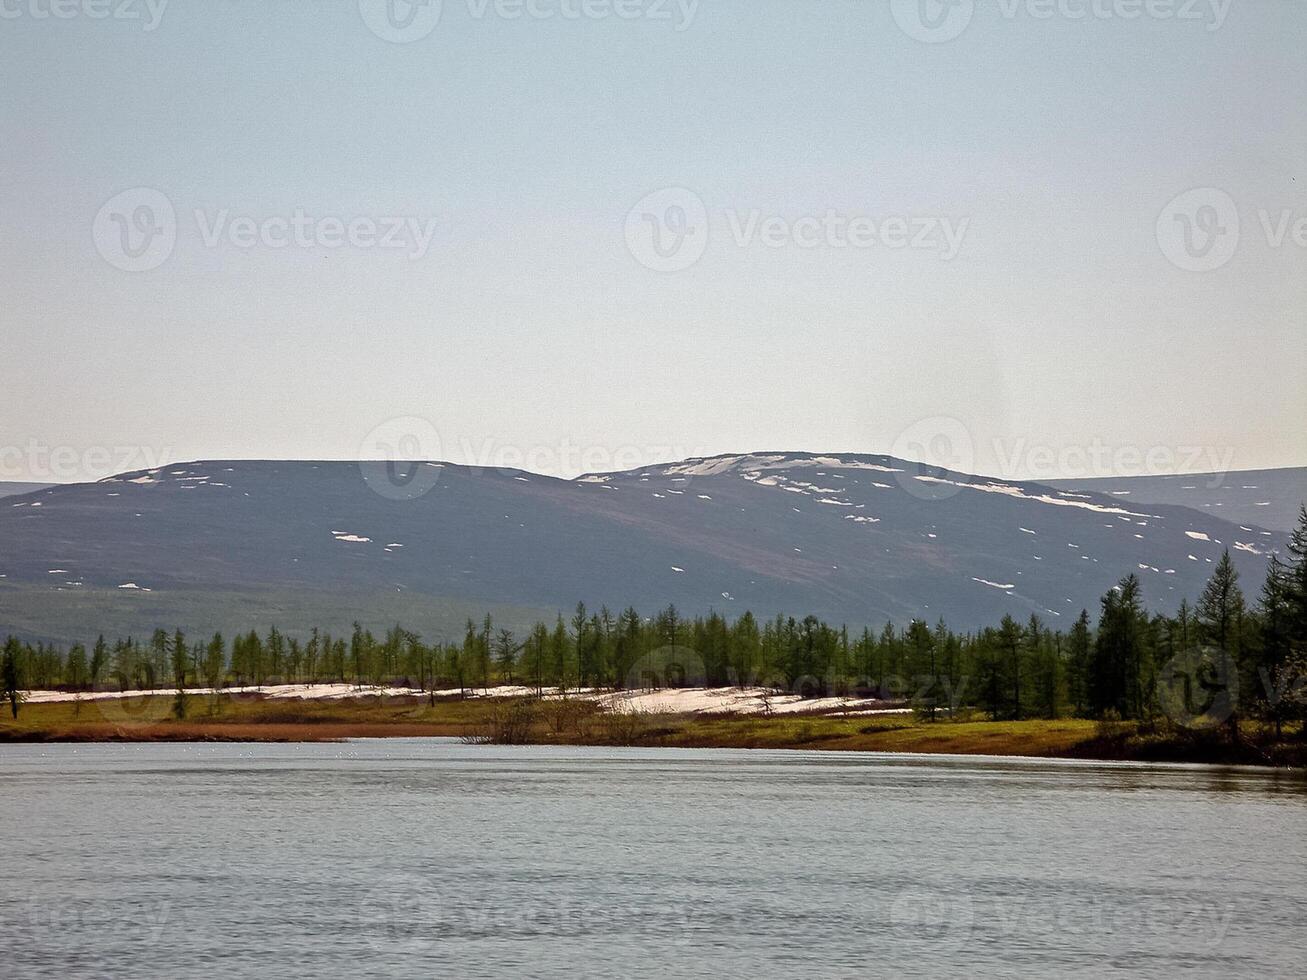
[0,452,1290,645]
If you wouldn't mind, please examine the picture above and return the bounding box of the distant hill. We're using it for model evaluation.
[0,482,53,499]
[0,454,1288,645]
[1047,467,1306,533]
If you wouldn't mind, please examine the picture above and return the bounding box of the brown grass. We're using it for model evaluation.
[2,694,1302,766]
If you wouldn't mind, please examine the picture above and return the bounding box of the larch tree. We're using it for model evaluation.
[1196,550,1246,739]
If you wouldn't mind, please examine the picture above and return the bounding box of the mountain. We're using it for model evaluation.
[1047,467,1306,533]
[0,481,53,499]
[0,453,1287,645]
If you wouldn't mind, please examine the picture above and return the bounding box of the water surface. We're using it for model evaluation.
[2,740,1305,978]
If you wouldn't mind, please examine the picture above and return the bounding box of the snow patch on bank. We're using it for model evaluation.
[22,683,911,717]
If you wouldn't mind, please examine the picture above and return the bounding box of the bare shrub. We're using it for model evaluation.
[598,706,655,746]
[464,698,541,745]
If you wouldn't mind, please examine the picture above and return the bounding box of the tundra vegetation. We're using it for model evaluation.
[3,508,1306,764]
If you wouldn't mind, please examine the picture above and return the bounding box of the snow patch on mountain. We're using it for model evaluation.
[914,476,1151,517]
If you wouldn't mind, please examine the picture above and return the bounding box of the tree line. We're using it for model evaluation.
[5,508,1307,736]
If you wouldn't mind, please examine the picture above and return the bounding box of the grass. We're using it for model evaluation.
[2,694,1303,766]
[0,693,488,742]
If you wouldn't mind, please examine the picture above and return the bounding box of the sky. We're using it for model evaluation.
[1,0,1303,485]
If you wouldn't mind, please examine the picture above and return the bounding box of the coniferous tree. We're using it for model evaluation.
[550,616,571,691]
[998,614,1024,720]
[1092,575,1148,719]
[1255,555,1295,737]
[730,611,761,688]
[1196,550,1246,739]
[203,633,225,691]
[1066,610,1091,715]
[905,619,938,720]
[2,636,22,719]
[89,635,107,689]
[494,628,517,685]
[65,643,88,691]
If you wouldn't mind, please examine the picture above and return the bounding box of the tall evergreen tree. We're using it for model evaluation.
[2,636,22,719]
[494,628,517,685]
[1256,555,1295,737]
[1196,550,1246,739]
[998,614,1024,720]
[1066,610,1091,715]
[1092,575,1147,719]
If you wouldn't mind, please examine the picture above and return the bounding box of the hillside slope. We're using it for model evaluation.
[1047,467,1306,532]
[0,453,1286,644]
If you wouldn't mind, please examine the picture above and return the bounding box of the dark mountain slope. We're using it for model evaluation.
[0,453,1286,644]
[1047,467,1306,533]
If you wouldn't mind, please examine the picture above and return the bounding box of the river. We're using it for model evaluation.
[2,740,1304,978]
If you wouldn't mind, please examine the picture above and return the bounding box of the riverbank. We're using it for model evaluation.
[3,690,1303,766]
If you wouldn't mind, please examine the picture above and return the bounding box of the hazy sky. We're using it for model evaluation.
[2,1,1303,484]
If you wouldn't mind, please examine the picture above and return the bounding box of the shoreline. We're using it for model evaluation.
[2,690,1303,767]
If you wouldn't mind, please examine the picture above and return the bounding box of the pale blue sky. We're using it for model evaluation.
[1,1,1303,483]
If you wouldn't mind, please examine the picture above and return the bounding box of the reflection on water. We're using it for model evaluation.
[1,741,1304,979]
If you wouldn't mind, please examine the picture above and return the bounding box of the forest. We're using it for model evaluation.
[5,509,1307,738]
